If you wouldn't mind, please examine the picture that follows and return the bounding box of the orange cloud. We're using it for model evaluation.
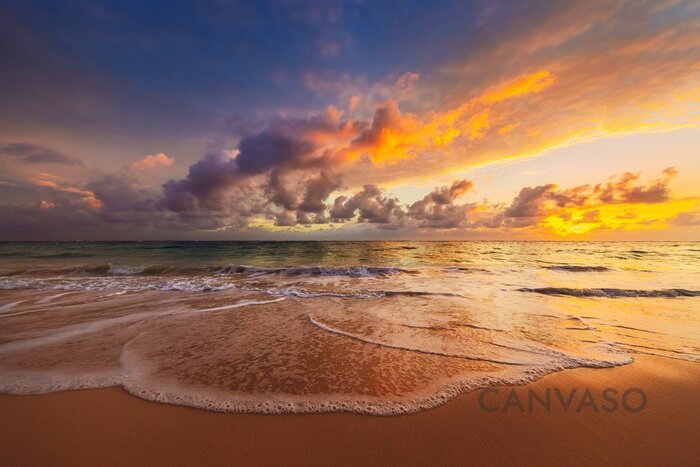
[128,153,174,171]
[304,66,554,169]
[29,178,102,211]
[30,178,94,197]
[479,70,556,103]
[348,95,361,111]
[463,111,490,139]
[337,71,554,165]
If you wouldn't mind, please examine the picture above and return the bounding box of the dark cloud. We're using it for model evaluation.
[0,204,100,240]
[330,184,406,227]
[162,153,239,212]
[236,132,318,176]
[264,169,299,211]
[162,110,356,214]
[407,180,476,228]
[592,167,676,204]
[593,169,673,204]
[87,175,157,213]
[549,184,591,207]
[421,179,474,205]
[235,112,350,175]
[263,170,341,226]
[298,171,343,214]
[0,143,84,166]
[503,184,557,218]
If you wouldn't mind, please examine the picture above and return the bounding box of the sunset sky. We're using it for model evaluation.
[1,0,699,240]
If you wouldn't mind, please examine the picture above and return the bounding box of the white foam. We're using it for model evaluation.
[0,309,181,353]
[107,264,146,275]
[0,300,26,312]
[254,286,382,299]
[197,297,287,312]
[37,292,75,303]
[307,315,540,365]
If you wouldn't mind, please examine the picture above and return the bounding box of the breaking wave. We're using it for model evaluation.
[2,263,417,278]
[517,287,700,298]
[217,265,415,277]
[546,265,610,272]
[250,286,464,299]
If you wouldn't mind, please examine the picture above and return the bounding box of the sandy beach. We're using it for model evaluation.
[1,355,697,466]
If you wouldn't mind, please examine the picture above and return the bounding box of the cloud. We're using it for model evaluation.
[394,71,421,98]
[342,98,470,164]
[407,181,476,229]
[87,175,157,213]
[145,152,690,235]
[2,0,699,241]
[672,211,700,227]
[500,167,679,227]
[2,0,699,202]
[264,170,342,226]
[162,107,357,213]
[127,153,174,171]
[592,168,677,204]
[328,1,700,188]
[0,162,695,240]
[479,70,556,103]
[0,143,84,166]
[298,170,343,214]
[330,185,406,227]
[503,184,558,219]
[157,76,557,223]
[348,95,361,111]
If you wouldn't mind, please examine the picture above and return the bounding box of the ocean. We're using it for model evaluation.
[0,241,698,414]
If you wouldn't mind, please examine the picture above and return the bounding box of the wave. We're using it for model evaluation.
[3,263,178,276]
[0,276,460,300]
[249,286,464,299]
[196,297,287,312]
[0,269,24,277]
[546,265,610,272]
[307,315,535,365]
[517,287,700,298]
[4,263,416,278]
[442,266,489,273]
[106,264,177,275]
[0,277,235,293]
[249,287,383,299]
[217,264,415,277]
[34,252,97,259]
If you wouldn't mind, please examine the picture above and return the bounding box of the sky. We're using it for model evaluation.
[0,0,699,240]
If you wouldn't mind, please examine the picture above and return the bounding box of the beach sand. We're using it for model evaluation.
[1,355,697,466]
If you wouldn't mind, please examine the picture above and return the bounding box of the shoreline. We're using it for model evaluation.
[1,355,698,466]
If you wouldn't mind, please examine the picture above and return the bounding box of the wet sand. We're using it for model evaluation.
[1,355,698,466]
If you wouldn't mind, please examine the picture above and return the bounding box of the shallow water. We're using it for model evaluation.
[0,241,698,414]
